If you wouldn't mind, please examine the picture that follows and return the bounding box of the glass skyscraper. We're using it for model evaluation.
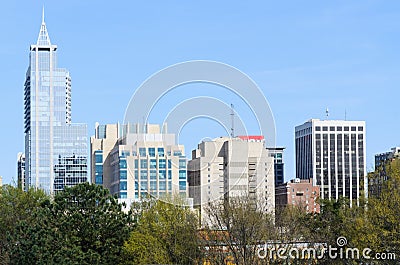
[24,12,88,193]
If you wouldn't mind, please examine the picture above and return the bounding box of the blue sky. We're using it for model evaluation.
[1,1,400,184]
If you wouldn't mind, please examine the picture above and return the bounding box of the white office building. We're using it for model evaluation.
[188,136,275,224]
[295,119,367,205]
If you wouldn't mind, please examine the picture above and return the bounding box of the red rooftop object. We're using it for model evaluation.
[237,135,264,141]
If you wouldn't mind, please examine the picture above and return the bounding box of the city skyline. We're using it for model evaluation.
[1,1,400,184]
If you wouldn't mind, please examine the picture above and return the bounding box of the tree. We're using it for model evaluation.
[9,183,132,265]
[201,196,275,265]
[121,197,201,265]
[0,185,48,265]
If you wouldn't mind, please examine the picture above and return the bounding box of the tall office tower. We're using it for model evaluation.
[17,153,26,190]
[295,119,366,205]
[24,13,88,193]
[91,123,188,206]
[267,147,285,186]
[188,136,275,225]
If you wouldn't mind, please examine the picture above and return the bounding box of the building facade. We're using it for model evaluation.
[91,123,188,204]
[370,147,400,197]
[17,153,26,190]
[375,147,400,168]
[267,147,285,186]
[188,136,275,224]
[295,119,366,205]
[275,178,320,213]
[23,13,87,193]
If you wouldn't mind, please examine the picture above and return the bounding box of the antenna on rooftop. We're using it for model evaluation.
[325,107,329,120]
[230,104,235,138]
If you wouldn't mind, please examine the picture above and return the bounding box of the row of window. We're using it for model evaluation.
[119,180,187,192]
[315,126,363,132]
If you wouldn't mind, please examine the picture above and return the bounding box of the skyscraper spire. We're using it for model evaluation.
[42,6,45,24]
[36,7,52,47]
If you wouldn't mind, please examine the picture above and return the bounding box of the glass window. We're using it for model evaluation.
[120,181,127,191]
[159,159,166,169]
[315,126,321,131]
[140,181,148,190]
[158,147,164,157]
[140,170,148,179]
[150,181,157,191]
[121,151,130,157]
[139,147,146,156]
[120,170,127,180]
[134,170,138,180]
[120,192,127,199]
[95,175,103,184]
[179,181,186,190]
[344,127,349,131]
[134,159,138,168]
[168,170,172,179]
[330,126,335,131]
[159,181,166,190]
[337,126,342,131]
[119,159,127,169]
[168,181,172,191]
[95,153,103,163]
[358,126,363,131]
[95,165,103,174]
[150,159,157,169]
[351,126,356,131]
[179,159,186,168]
[168,159,172,168]
[159,170,166,179]
[149,148,155,157]
[140,159,148,168]
[150,170,157,180]
[322,127,328,131]
[173,151,182,156]
[179,170,186,179]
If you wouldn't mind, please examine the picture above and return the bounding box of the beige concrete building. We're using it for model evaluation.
[91,123,188,206]
[188,136,275,224]
[275,178,320,213]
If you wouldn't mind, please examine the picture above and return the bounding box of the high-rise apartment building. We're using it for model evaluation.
[17,153,26,190]
[188,136,275,224]
[295,119,366,205]
[24,13,87,193]
[91,123,188,205]
[267,147,285,186]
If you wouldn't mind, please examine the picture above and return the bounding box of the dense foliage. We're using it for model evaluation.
[1,160,399,264]
[7,183,132,265]
[121,198,201,265]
